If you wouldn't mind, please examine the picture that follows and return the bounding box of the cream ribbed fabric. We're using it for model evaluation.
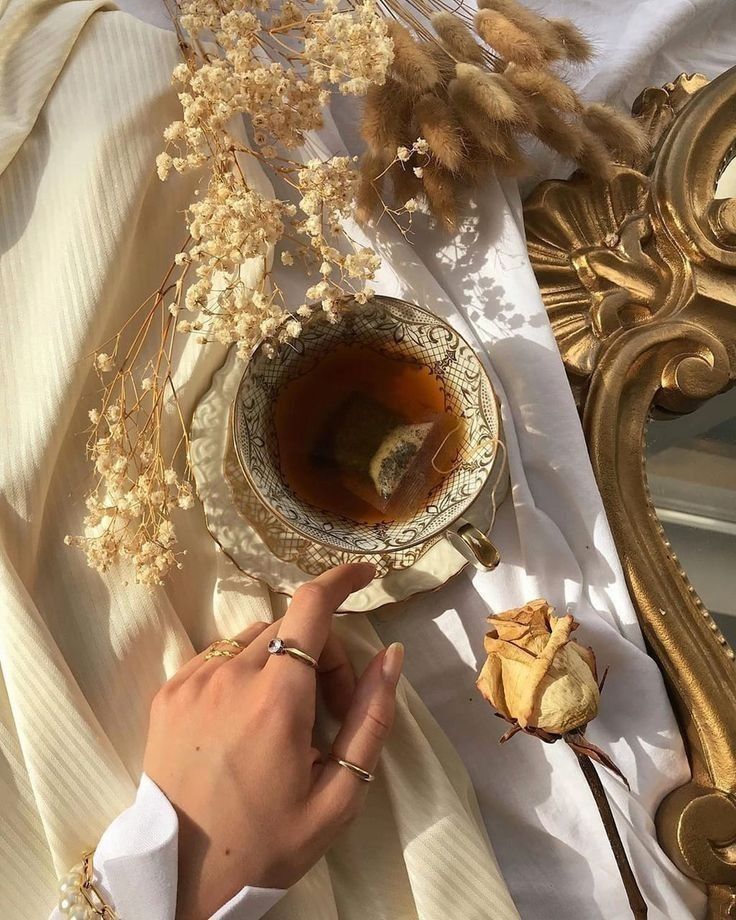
[0,3,517,917]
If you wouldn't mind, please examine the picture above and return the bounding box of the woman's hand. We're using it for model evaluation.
[143,563,404,920]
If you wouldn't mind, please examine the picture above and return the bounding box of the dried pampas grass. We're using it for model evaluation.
[422,160,459,232]
[385,21,441,92]
[454,64,525,124]
[493,133,528,176]
[478,0,563,61]
[530,106,585,158]
[356,150,390,223]
[448,79,501,153]
[361,0,647,230]
[361,79,411,153]
[431,12,484,64]
[576,132,616,181]
[582,103,650,157]
[422,41,458,84]
[414,93,466,173]
[550,18,594,63]
[504,65,581,114]
[475,9,547,67]
[392,160,424,210]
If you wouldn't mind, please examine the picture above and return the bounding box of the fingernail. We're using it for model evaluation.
[382,642,404,686]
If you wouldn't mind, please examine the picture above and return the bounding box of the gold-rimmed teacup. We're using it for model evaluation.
[233,296,503,569]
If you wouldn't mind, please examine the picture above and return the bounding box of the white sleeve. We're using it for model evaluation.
[50,773,286,920]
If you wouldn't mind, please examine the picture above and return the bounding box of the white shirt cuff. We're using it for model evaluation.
[52,773,285,920]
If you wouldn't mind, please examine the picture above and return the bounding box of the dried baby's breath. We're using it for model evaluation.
[70,0,394,584]
[162,0,393,358]
[71,0,648,583]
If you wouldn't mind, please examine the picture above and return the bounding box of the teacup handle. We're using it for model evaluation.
[445,518,500,571]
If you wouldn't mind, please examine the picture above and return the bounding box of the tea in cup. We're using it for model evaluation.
[233,296,503,568]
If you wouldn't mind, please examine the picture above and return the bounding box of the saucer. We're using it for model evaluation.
[191,347,509,613]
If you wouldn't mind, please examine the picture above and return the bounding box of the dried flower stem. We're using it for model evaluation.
[70,0,399,584]
[574,751,648,919]
[478,600,647,919]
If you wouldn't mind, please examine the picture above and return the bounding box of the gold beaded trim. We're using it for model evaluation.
[58,850,119,919]
[81,850,118,919]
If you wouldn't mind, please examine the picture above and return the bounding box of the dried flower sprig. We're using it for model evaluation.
[162,0,396,354]
[477,599,648,919]
[65,251,196,583]
[359,0,648,229]
[69,1,644,584]
[69,0,396,584]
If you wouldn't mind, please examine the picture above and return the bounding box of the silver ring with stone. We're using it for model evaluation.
[267,637,318,670]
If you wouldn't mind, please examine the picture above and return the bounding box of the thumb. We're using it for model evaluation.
[311,642,404,823]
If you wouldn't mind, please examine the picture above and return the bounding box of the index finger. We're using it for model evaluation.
[269,563,375,666]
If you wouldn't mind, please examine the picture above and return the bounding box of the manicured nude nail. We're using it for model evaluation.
[382,642,404,685]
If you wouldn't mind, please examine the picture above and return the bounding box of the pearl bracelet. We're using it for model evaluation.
[58,851,118,919]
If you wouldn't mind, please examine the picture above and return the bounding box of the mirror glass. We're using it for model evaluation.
[642,151,736,642]
[716,153,736,198]
[646,388,736,642]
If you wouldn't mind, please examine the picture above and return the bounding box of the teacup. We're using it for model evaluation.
[233,295,503,569]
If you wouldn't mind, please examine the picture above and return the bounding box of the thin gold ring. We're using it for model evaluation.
[204,638,246,662]
[267,637,318,669]
[330,755,374,782]
[217,638,247,650]
[204,648,236,661]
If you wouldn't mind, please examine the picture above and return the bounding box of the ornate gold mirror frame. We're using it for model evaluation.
[524,67,736,918]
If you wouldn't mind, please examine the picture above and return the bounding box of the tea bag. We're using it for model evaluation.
[316,392,462,519]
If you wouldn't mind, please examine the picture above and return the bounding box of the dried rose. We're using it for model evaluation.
[477,598,599,735]
[476,598,628,784]
[477,600,647,917]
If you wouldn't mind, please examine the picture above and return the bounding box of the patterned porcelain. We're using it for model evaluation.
[191,346,508,613]
[233,296,502,554]
[223,431,441,577]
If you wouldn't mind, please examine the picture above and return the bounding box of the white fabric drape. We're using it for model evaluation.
[4,0,732,917]
[0,4,517,918]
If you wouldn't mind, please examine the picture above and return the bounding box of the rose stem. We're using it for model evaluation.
[575,752,648,919]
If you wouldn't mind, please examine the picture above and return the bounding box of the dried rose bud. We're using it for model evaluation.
[477,598,599,735]
[476,600,644,915]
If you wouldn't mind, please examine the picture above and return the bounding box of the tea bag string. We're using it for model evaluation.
[431,434,508,533]
[430,421,465,477]
[430,430,507,479]
[486,438,507,534]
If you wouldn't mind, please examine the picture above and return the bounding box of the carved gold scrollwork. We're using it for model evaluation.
[524,68,736,918]
[657,784,736,885]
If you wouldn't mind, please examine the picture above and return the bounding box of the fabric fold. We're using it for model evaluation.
[0,0,112,176]
[92,774,179,920]
[0,5,519,917]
